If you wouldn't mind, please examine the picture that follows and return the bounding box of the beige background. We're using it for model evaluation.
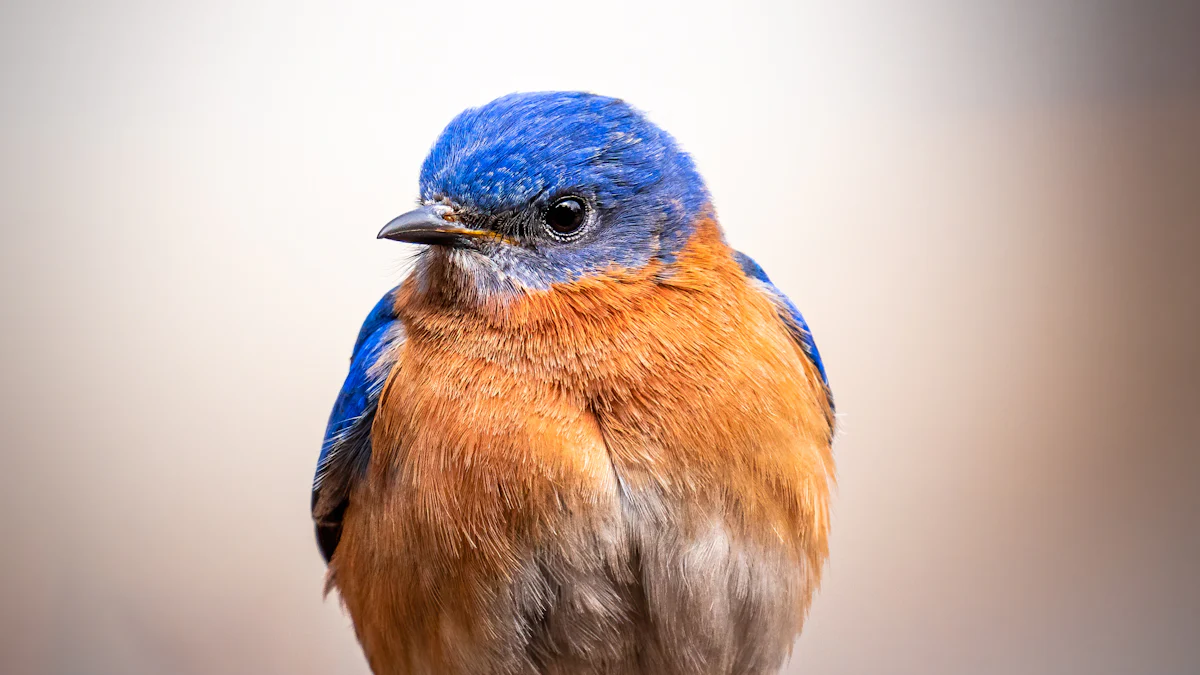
[2,1,1198,673]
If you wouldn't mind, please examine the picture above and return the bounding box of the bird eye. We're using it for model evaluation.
[544,197,587,238]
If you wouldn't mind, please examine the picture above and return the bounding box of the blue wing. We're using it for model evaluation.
[733,251,834,413]
[312,286,405,563]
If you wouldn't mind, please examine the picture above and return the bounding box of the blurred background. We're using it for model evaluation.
[2,1,1197,673]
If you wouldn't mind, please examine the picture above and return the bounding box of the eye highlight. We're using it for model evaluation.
[544,197,587,238]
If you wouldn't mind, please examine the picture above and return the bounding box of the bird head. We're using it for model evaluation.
[380,92,712,295]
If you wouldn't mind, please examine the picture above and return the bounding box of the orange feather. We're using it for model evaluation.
[332,218,834,674]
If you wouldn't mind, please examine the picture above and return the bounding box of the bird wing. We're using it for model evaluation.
[732,250,834,414]
[312,286,405,563]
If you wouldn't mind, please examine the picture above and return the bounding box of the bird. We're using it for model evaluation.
[312,91,835,675]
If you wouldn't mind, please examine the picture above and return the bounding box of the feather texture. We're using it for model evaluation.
[328,220,834,674]
[732,250,834,418]
[315,91,836,675]
[313,287,405,564]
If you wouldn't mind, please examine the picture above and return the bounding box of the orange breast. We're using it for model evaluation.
[331,219,834,674]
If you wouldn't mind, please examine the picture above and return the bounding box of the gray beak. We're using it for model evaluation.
[377,205,496,247]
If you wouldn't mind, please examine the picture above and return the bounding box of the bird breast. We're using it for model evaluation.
[331,219,834,675]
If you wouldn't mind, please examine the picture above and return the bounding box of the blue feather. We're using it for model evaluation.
[418,92,711,284]
[318,288,401,465]
[312,286,405,562]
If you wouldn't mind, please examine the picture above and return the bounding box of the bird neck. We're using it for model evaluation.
[395,217,738,338]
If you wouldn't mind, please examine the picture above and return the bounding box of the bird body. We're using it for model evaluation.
[313,93,834,675]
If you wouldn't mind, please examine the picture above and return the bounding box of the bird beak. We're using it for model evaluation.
[377,205,498,247]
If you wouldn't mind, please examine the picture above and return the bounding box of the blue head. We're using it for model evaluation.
[379,92,711,292]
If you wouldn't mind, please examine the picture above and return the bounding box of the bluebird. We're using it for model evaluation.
[312,92,835,675]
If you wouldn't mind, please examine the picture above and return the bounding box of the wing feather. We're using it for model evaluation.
[312,286,404,563]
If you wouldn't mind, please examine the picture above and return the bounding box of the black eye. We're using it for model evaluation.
[544,197,587,237]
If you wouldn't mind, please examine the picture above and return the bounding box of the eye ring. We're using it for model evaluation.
[543,196,589,240]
